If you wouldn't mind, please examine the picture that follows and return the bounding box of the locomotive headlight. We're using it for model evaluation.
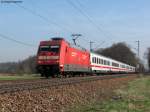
[38,56,46,60]
[38,56,42,59]
[46,56,51,59]
[38,61,42,63]
[46,56,59,60]
[38,56,59,60]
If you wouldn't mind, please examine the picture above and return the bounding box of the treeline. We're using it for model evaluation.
[146,48,150,71]
[95,42,138,66]
[0,56,36,74]
[95,42,145,72]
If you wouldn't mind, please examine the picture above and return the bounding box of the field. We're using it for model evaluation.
[68,76,150,112]
[0,74,40,81]
[0,75,136,112]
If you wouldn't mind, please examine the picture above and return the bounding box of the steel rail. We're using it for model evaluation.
[0,74,136,94]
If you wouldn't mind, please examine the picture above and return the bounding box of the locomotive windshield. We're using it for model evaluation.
[39,45,60,53]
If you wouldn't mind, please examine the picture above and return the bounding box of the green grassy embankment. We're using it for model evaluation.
[0,74,40,80]
[68,76,150,112]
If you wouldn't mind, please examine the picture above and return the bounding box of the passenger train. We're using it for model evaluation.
[36,37,135,77]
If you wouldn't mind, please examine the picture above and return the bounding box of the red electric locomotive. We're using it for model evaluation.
[36,38,90,77]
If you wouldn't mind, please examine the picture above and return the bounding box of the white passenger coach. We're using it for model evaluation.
[90,52,135,73]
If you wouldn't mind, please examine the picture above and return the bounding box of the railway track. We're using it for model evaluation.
[0,74,136,94]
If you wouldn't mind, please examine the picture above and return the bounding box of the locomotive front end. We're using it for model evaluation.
[36,38,63,77]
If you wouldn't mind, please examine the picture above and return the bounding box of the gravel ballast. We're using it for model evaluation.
[0,76,136,112]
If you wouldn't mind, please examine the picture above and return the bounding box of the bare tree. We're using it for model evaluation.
[95,42,138,66]
[146,48,150,71]
[0,56,36,75]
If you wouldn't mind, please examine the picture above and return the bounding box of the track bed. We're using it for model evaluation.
[0,74,136,94]
[0,74,137,112]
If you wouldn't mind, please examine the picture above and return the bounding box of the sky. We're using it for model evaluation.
[0,0,150,64]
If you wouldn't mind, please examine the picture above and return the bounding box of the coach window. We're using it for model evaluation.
[102,60,104,64]
[104,60,106,65]
[92,57,94,63]
[117,64,119,67]
[112,62,114,66]
[99,59,100,64]
[100,59,102,64]
[93,57,95,63]
[94,57,96,63]
[108,61,110,65]
[116,63,119,67]
[96,58,98,64]
[112,62,119,67]
[99,59,101,64]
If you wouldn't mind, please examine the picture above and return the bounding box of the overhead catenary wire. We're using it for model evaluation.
[75,0,141,51]
[94,41,105,50]
[15,4,73,34]
[2,1,112,49]
[16,1,108,50]
[66,0,113,41]
[0,33,35,47]
[13,3,75,46]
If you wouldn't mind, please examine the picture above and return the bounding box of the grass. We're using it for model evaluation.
[0,74,40,80]
[67,76,150,112]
